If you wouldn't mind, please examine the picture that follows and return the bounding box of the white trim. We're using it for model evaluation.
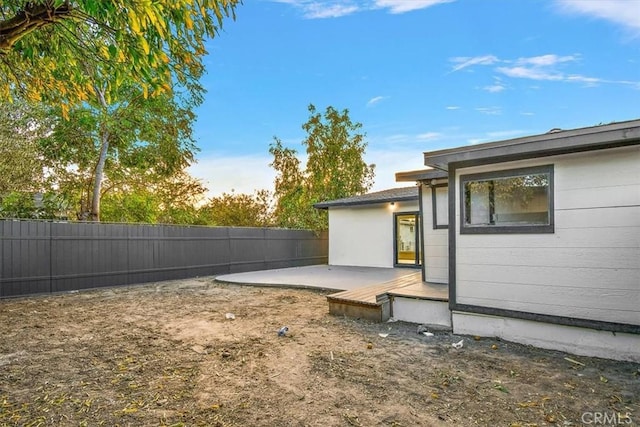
[452,311,640,362]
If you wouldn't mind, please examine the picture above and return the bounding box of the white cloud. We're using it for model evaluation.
[272,1,359,19]
[365,148,426,191]
[516,54,579,67]
[416,132,441,140]
[449,52,639,88]
[495,54,579,81]
[189,153,276,198]
[475,106,502,115]
[303,3,359,18]
[496,66,564,81]
[554,0,640,35]
[374,0,455,14]
[367,95,387,107]
[483,83,506,93]
[445,106,460,110]
[449,55,499,72]
[520,112,535,116]
[274,0,455,18]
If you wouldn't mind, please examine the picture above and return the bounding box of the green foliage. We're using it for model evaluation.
[0,1,240,112]
[94,171,207,224]
[199,190,274,227]
[40,85,200,221]
[0,99,52,194]
[0,192,68,219]
[270,104,375,230]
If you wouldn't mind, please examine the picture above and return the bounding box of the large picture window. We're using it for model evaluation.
[460,165,554,234]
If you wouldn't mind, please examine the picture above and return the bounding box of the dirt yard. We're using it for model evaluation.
[0,278,638,426]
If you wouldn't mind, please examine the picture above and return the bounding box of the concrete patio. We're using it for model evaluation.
[215,264,418,292]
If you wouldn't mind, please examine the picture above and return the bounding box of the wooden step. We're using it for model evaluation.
[327,271,422,322]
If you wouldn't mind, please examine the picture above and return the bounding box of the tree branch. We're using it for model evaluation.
[0,2,73,54]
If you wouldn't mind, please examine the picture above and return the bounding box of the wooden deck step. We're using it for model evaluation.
[327,271,422,322]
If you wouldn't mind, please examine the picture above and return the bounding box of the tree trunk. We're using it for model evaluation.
[90,129,109,221]
[89,85,110,222]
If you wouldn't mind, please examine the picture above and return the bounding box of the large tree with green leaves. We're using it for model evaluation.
[99,170,207,224]
[270,104,375,230]
[0,98,52,195]
[40,84,200,221]
[0,1,239,112]
[198,190,274,227]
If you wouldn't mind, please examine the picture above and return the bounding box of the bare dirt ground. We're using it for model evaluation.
[0,278,638,427]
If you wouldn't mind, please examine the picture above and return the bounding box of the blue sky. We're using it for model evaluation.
[189,0,640,197]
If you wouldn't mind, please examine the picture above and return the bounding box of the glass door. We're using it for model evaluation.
[394,212,421,267]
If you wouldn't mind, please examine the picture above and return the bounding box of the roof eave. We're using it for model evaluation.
[314,195,418,209]
[424,120,640,170]
[395,168,448,182]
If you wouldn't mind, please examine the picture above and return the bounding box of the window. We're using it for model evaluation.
[431,184,448,229]
[460,165,554,234]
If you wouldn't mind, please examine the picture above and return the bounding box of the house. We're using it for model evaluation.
[315,186,433,269]
[319,119,640,362]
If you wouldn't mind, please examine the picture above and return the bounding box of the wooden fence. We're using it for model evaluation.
[0,220,328,298]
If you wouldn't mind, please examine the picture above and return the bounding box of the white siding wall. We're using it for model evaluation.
[327,201,419,268]
[421,183,449,283]
[455,145,640,326]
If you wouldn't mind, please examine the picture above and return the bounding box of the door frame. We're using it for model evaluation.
[393,211,421,268]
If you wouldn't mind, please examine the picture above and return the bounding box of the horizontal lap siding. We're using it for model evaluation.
[421,185,448,283]
[455,146,640,325]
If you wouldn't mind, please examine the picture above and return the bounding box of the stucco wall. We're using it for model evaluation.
[454,145,640,326]
[327,200,418,268]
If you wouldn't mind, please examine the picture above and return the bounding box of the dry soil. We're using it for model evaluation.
[0,277,638,426]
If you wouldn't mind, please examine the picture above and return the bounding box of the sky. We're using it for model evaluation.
[188,0,640,197]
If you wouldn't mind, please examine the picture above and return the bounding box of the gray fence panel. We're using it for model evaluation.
[228,227,267,273]
[0,220,328,298]
[0,221,51,297]
[50,222,130,292]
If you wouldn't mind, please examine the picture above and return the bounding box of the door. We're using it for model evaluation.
[394,212,421,267]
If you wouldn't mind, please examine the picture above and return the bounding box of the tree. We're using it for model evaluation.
[0,1,239,110]
[40,85,200,221]
[270,104,375,230]
[269,138,305,228]
[0,98,52,195]
[99,170,207,224]
[199,190,274,227]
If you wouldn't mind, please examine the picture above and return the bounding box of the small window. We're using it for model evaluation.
[460,165,554,234]
[431,184,448,229]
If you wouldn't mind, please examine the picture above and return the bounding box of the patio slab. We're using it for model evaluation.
[215,265,418,292]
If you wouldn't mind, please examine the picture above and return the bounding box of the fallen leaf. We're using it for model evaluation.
[564,357,585,367]
[493,383,509,393]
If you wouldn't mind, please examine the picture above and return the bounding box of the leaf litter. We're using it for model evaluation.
[0,278,638,426]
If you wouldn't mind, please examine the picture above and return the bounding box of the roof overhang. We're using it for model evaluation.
[423,119,640,171]
[395,168,448,182]
[314,187,419,209]
[314,194,417,209]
